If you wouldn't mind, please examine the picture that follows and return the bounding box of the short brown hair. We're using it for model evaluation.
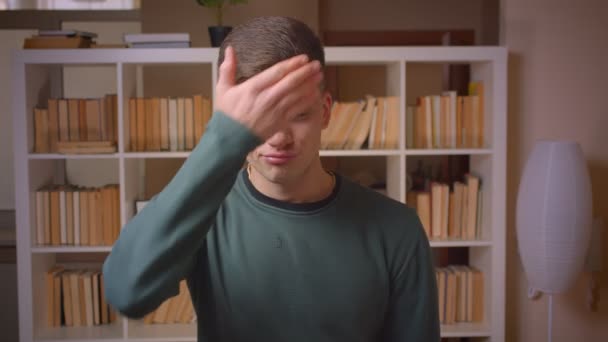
[218,16,325,85]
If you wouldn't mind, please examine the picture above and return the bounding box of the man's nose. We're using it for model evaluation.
[266,129,293,148]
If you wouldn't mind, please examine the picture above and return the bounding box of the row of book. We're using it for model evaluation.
[408,174,482,241]
[33,94,118,154]
[406,82,485,149]
[436,265,484,325]
[46,266,117,327]
[34,184,120,247]
[127,95,212,152]
[321,96,399,150]
[141,280,196,324]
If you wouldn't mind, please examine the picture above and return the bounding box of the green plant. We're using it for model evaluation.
[195,0,248,27]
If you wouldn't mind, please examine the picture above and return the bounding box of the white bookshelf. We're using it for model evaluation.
[13,47,507,342]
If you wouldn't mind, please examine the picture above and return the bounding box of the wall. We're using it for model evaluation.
[502,0,608,340]
[321,0,494,45]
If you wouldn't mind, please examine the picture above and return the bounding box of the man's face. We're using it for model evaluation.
[246,89,332,184]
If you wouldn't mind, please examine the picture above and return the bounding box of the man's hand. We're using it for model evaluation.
[215,45,323,140]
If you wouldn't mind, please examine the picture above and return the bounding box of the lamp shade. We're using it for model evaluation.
[516,140,593,294]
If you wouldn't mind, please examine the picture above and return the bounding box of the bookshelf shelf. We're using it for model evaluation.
[31,246,113,253]
[122,152,191,159]
[14,46,507,342]
[441,322,492,338]
[126,321,197,341]
[429,240,493,248]
[405,148,493,156]
[35,322,123,342]
[320,149,401,157]
[28,153,120,160]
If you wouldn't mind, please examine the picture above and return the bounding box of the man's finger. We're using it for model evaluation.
[261,61,321,107]
[275,73,322,118]
[247,54,309,93]
[217,46,237,94]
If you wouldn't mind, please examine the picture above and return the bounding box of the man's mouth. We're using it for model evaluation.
[261,153,295,165]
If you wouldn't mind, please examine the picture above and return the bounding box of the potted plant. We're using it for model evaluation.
[196,0,248,47]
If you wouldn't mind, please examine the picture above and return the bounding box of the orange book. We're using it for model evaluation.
[66,189,74,245]
[151,97,161,151]
[104,95,116,143]
[471,267,484,322]
[129,98,137,151]
[45,266,64,327]
[70,271,82,326]
[61,271,73,326]
[145,98,155,151]
[49,188,60,245]
[184,97,194,151]
[47,99,59,152]
[136,98,146,151]
[78,99,88,141]
[469,82,485,148]
[79,189,89,246]
[34,108,49,153]
[68,99,80,141]
[85,99,101,141]
[160,97,170,150]
[101,186,112,245]
[111,94,118,143]
[99,273,109,324]
[193,95,204,144]
[112,186,121,242]
[87,189,97,246]
[58,99,70,142]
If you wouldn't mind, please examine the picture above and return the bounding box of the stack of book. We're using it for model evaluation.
[407,174,482,241]
[24,30,97,49]
[321,95,400,150]
[436,265,484,325]
[45,266,117,327]
[34,184,121,247]
[33,94,118,154]
[127,95,212,152]
[124,33,191,48]
[406,81,485,149]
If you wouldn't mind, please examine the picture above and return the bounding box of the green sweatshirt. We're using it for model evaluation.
[102,111,440,342]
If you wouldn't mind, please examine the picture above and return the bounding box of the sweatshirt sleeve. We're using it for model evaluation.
[102,111,261,319]
[382,212,441,342]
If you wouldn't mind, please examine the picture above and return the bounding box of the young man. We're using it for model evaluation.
[103,16,439,342]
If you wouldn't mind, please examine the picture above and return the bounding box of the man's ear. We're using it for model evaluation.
[321,91,333,129]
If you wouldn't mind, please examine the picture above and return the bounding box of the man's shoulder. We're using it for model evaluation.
[337,174,420,226]
[337,174,428,255]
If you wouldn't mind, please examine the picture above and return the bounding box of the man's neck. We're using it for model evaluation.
[248,161,334,203]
